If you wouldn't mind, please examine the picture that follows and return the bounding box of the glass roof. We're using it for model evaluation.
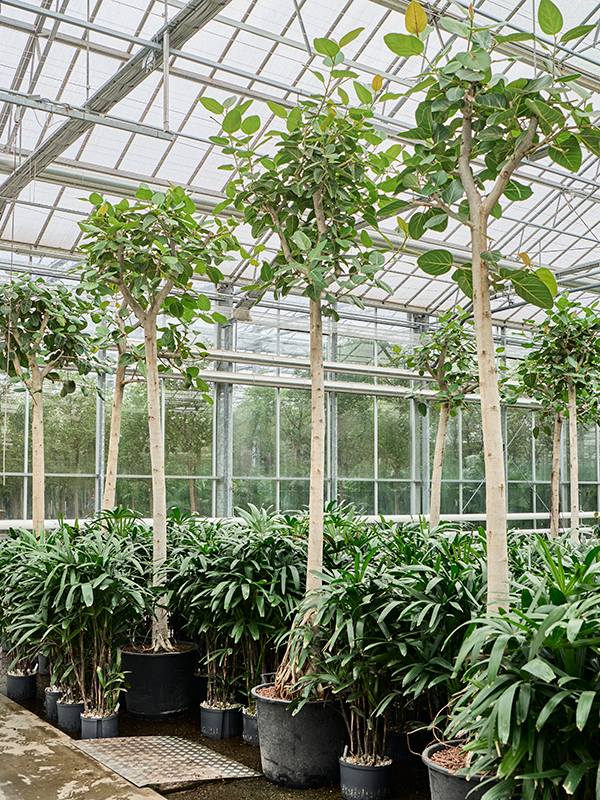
[2,0,600,326]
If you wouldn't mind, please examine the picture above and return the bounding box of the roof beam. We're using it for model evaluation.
[0,0,233,218]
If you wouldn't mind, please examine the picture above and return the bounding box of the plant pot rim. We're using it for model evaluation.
[339,757,393,771]
[242,709,257,719]
[422,740,489,782]
[56,699,85,706]
[80,712,118,720]
[200,702,242,711]
[45,687,62,694]
[120,640,198,656]
[7,670,37,677]
[252,682,331,707]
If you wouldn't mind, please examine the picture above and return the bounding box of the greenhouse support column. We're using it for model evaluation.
[95,354,106,514]
[421,402,430,518]
[23,389,29,520]
[502,403,508,512]
[330,316,338,504]
[410,393,420,514]
[214,283,233,518]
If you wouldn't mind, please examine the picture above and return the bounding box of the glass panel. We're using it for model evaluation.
[279,480,309,512]
[462,405,484,481]
[337,337,374,365]
[233,386,276,477]
[236,324,278,354]
[233,479,276,511]
[43,379,96,474]
[338,395,374,479]
[280,329,309,359]
[579,425,597,481]
[440,481,460,515]
[164,384,212,477]
[337,480,374,513]
[117,383,151,476]
[429,406,460,479]
[0,477,24,519]
[507,408,532,481]
[377,481,411,515]
[116,478,152,516]
[509,483,533,514]
[377,398,411,480]
[580,484,597,513]
[166,478,212,516]
[0,383,26,473]
[280,389,311,478]
[463,482,485,514]
[534,418,554,482]
[45,477,95,519]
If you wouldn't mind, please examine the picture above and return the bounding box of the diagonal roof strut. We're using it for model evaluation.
[0,0,232,217]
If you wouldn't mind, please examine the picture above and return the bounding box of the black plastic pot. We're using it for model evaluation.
[339,758,393,800]
[6,673,36,702]
[192,674,208,705]
[37,653,50,676]
[120,643,198,719]
[385,728,430,767]
[423,740,498,800]
[243,710,259,746]
[56,701,85,733]
[44,688,63,720]
[200,705,243,738]
[253,683,348,789]
[80,713,119,739]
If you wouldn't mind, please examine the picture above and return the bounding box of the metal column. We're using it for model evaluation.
[214,283,233,517]
[95,354,106,512]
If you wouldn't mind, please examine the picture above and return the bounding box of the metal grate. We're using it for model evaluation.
[74,735,261,787]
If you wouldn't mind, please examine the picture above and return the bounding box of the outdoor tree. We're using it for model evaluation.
[204,35,406,690]
[382,0,600,608]
[510,296,600,538]
[78,185,238,650]
[395,308,478,529]
[0,275,96,533]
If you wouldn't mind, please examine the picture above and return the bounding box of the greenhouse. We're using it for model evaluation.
[2,0,600,798]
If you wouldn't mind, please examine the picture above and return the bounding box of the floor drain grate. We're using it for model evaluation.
[74,735,261,787]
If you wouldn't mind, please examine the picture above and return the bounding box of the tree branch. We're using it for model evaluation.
[312,189,328,239]
[483,116,539,216]
[457,92,480,211]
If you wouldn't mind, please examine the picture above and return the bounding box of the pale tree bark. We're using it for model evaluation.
[429,402,450,530]
[144,313,170,650]
[102,355,126,511]
[550,412,563,539]
[568,383,579,537]
[306,298,324,593]
[30,365,45,535]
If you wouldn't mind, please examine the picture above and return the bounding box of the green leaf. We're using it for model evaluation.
[81,582,94,607]
[89,192,103,205]
[538,0,563,35]
[495,32,534,43]
[222,108,241,133]
[453,267,473,299]
[522,657,556,682]
[313,38,340,57]
[576,691,596,731]
[354,82,373,105]
[383,32,424,57]
[292,230,312,251]
[564,762,592,796]
[498,682,520,744]
[360,230,373,248]
[560,24,594,43]
[536,689,570,729]
[439,18,470,38]
[577,128,600,157]
[504,181,533,202]
[287,106,302,132]
[241,115,261,134]
[549,135,582,172]
[339,27,364,47]
[267,101,288,119]
[511,271,554,309]
[200,97,224,115]
[535,267,557,298]
[441,180,464,205]
[417,249,454,275]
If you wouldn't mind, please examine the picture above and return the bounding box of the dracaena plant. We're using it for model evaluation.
[381,0,600,610]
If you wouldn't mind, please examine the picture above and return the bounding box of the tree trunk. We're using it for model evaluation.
[471,214,508,612]
[30,367,45,535]
[306,298,324,593]
[550,412,563,539]
[429,402,450,530]
[144,316,171,650]
[568,383,579,536]
[102,358,126,511]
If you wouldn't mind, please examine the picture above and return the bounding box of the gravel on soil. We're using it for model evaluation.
[0,651,431,800]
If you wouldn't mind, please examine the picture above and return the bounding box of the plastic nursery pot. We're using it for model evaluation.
[242,710,259,747]
[44,688,63,720]
[385,727,430,767]
[120,642,198,719]
[56,701,85,734]
[200,705,243,739]
[80,713,119,739]
[37,653,50,676]
[6,673,37,702]
[422,740,498,800]
[253,683,349,789]
[339,758,393,800]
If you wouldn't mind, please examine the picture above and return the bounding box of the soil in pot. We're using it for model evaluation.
[339,757,393,800]
[423,740,498,800]
[44,687,63,720]
[120,642,198,719]
[80,712,119,739]
[253,682,349,789]
[200,704,243,739]
[242,709,259,747]
[56,700,85,734]
[6,672,37,702]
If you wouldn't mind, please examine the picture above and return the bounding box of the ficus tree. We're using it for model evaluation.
[382,0,600,608]
[395,308,479,529]
[78,184,238,650]
[0,275,97,533]
[203,32,405,691]
[509,296,600,538]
